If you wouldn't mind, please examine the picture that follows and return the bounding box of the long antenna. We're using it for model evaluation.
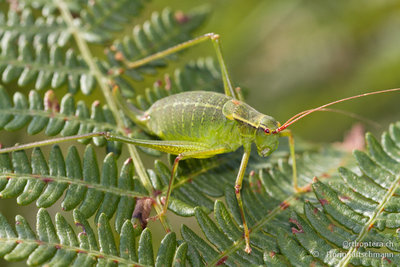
[284,107,380,128]
[272,88,400,134]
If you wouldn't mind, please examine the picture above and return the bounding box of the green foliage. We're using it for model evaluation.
[0,145,148,231]
[0,87,117,140]
[178,124,400,266]
[0,208,186,266]
[105,7,209,98]
[0,4,207,96]
[0,1,400,267]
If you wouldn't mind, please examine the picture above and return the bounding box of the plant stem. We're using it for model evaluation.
[55,0,170,229]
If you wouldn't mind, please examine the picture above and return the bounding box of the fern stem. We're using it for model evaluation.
[55,0,169,229]
[0,109,117,131]
[0,172,147,198]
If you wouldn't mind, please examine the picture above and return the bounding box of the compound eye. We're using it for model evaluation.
[264,128,270,134]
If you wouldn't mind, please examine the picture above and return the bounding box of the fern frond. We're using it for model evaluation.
[0,87,119,148]
[106,7,209,96]
[0,145,149,232]
[0,7,70,46]
[16,1,145,44]
[79,0,146,43]
[0,208,186,266]
[155,144,352,217]
[0,37,94,93]
[15,0,86,14]
[181,122,400,266]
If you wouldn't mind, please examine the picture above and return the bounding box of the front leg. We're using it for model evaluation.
[235,143,252,253]
[278,129,309,192]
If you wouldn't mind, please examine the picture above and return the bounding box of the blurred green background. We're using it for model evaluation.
[160,0,400,141]
[2,0,400,266]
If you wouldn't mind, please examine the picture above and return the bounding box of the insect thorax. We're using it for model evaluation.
[222,98,280,156]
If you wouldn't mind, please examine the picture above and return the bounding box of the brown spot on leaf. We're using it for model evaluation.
[44,90,60,114]
[175,11,189,24]
[279,201,290,210]
[132,197,154,229]
[115,52,124,61]
[153,190,162,197]
[368,223,374,231]
[383,257,392,263]
[289,218,304,234]
[339,195,351,201]
[313,207,318,214]
[123,127,132,135]
[216,256,228,265]
[154,80,162,88]
[319,199,329,206]
[43,178,53,183]
[164,74,171,90]
[328,223,335,232]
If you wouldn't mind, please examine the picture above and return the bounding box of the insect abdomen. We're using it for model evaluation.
[146,91,237,145]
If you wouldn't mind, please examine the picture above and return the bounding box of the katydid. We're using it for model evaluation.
[1,33,400,254]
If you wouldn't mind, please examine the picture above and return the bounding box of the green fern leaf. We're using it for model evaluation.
[0,38,93,93]
[4,1,399,266]
[16,1,145,44]
[0,4,208,97]
[0,87,121,150]
[0,208,185,266]
[79,0,146,43]
[15,0,86,14]
[180,122,400,266]
[156,144,351,217]
[0,145,150,231]
[0,7,70,46]
[107,7,209,97]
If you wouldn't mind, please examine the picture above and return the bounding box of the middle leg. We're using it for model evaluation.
[149,145,232,220]
[122,33,237,99]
